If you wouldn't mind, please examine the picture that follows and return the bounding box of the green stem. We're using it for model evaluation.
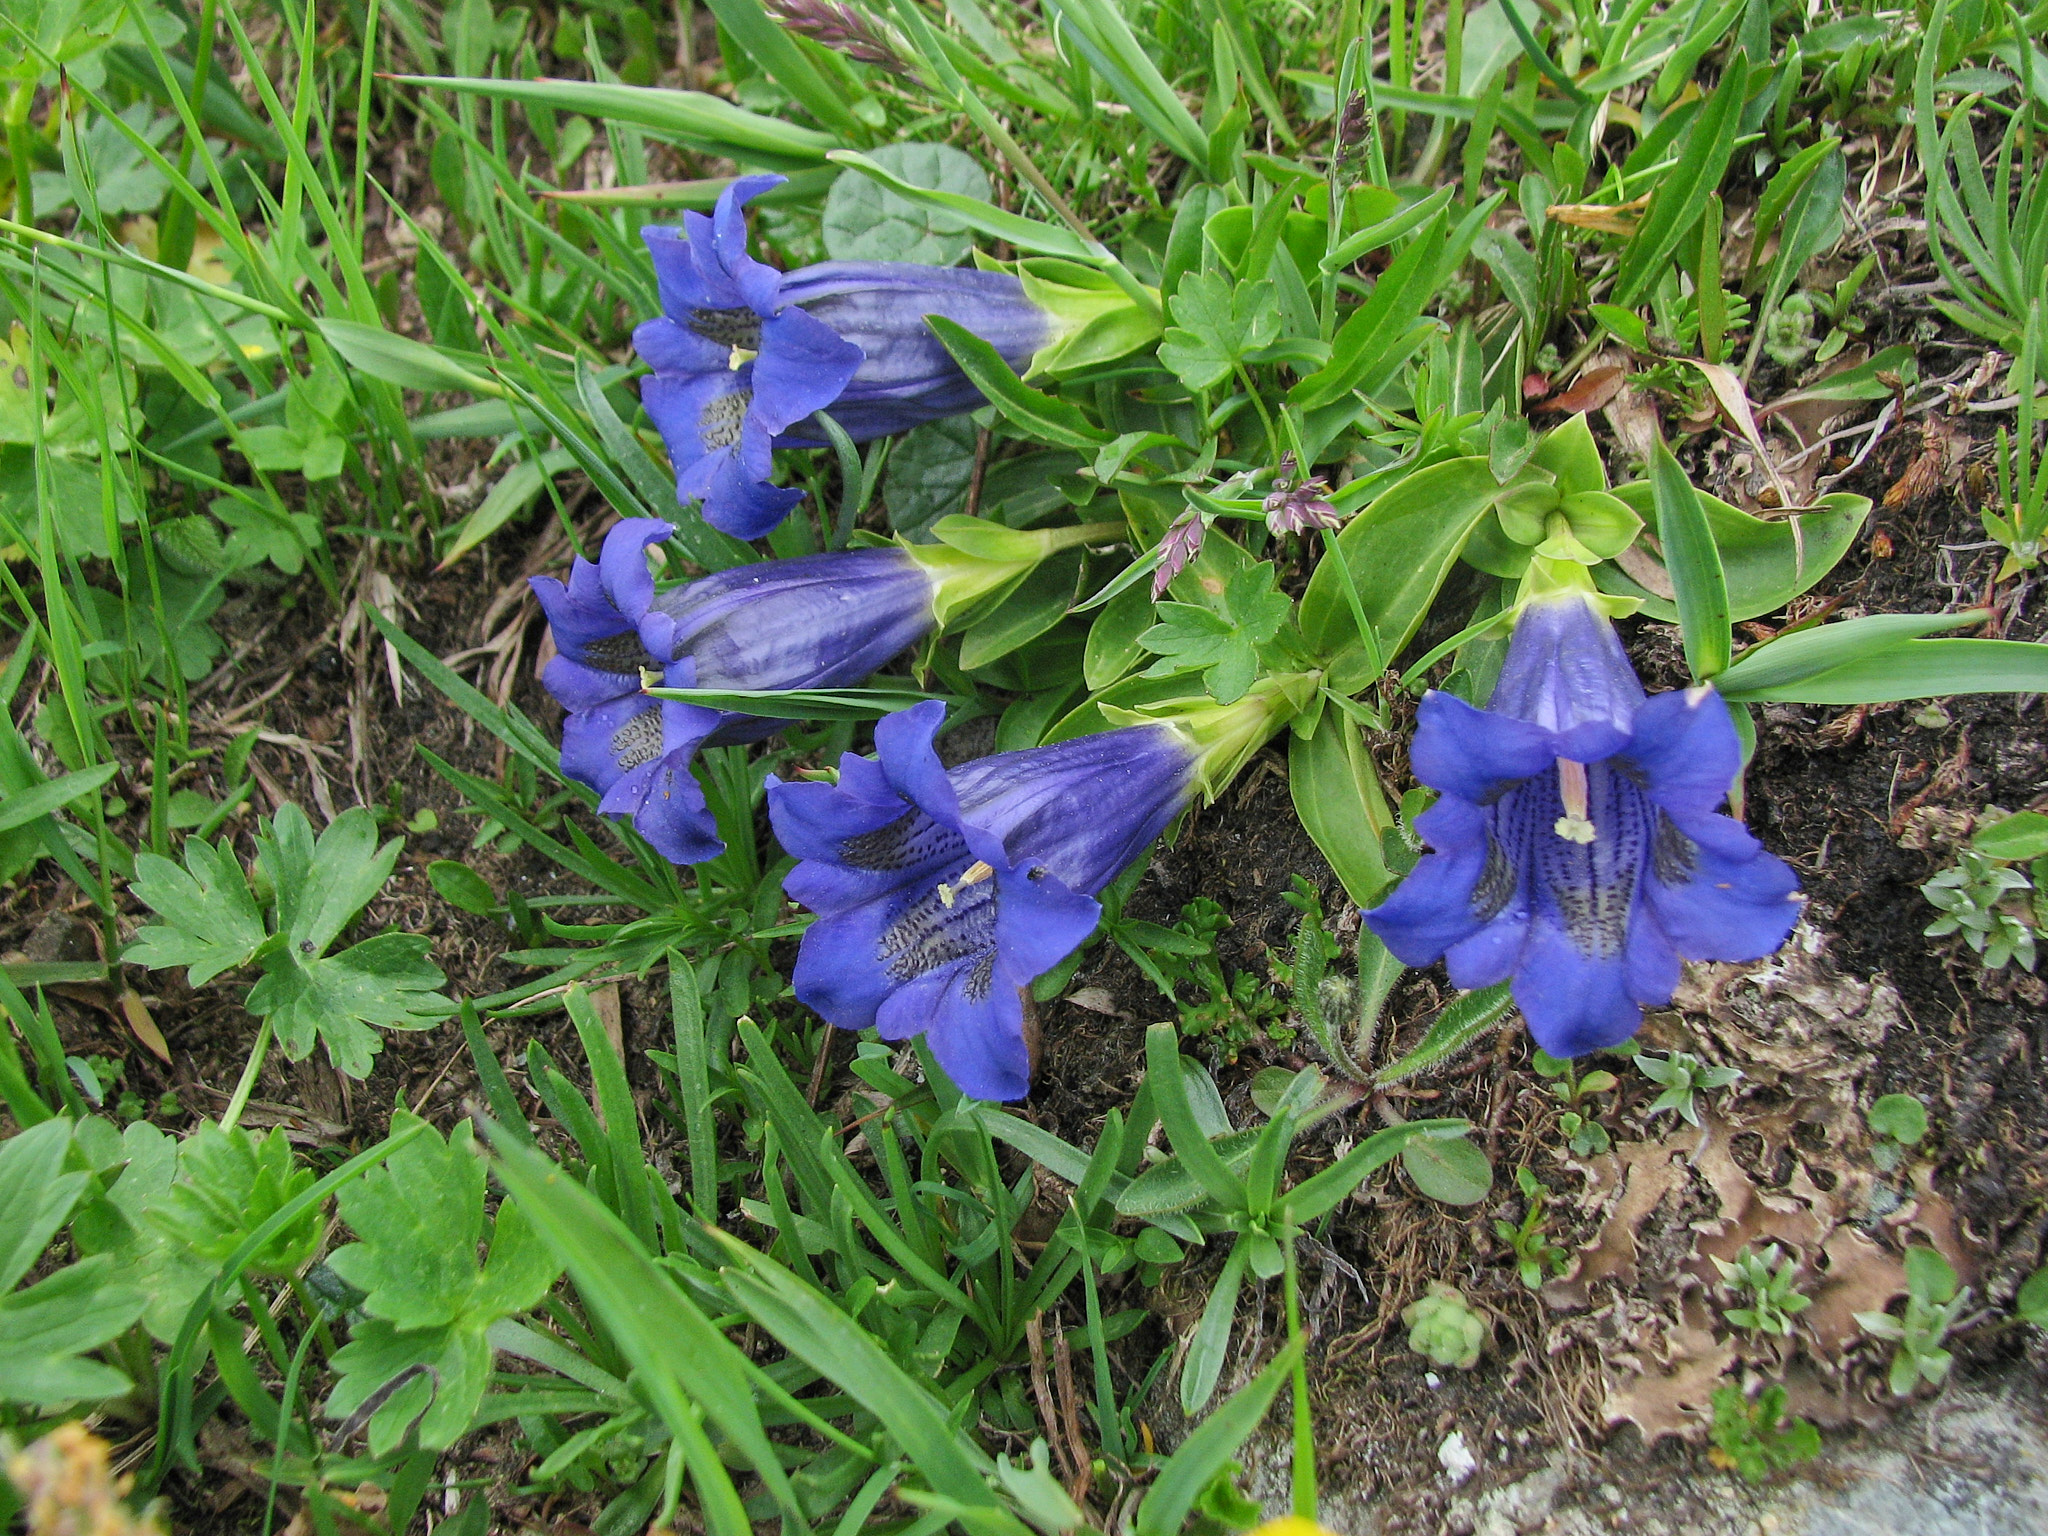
[1284,1227,1317,1520]
[1234,362,1281,455]
[219,1015,273,1134]
[5,82,34,226]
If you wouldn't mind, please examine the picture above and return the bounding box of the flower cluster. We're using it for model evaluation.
[634,174,1055,539]
[531,518,939,864]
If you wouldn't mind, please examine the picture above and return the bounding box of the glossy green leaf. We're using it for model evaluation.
[1715,639,2048,705]
[1612,55,1750,307]
[1134,1339,1303,1536]
[923,316,1109,449]
[1595,485,1868,622]
[1401,1133,1494,1205]
[1713,612,1981,695]
[1651,441,1731,681]
[1300,457,1501,660]
[1289,711,1395,907]
[827,150,1097,262]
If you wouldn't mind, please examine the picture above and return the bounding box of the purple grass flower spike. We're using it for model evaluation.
[767,701,1197,1100]
[532,522,941,865]
[1364,592,1803,1058]
[1152,513,1206,599]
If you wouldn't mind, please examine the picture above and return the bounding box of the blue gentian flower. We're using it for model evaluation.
[636,174,865,539]
[766,700,1196,1100]
[1365,593,1803,1058]
[531,519,939,864]
[634,174,1056,537]
[772,262,1050,444]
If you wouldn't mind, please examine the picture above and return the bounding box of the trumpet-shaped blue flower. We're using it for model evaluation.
[634,174,1055,537]
[772,262,1050,444]
[767,701,1195,1100]
[1365,594,1803,1058]
[531,519,939,864]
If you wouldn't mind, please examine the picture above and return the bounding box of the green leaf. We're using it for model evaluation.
[248,932,453,1080]
[1291,210,1470,409]
[697,0,865,136]
[1866,1093,1929,1146]
[324,1113,559,1452]
[1374,985,1515,1084]
[1401,1133,1494,1205]
[1157,270,1280,391]
[1289,711,1395,907]
[0,1120,87,1292]
[124,838,266,986]
[826,149,1097,262]
[1299,457,1501,659]
[2017,1265,2048,1328]
[1595,486,1869,621]
[1716,639,2048,705]
[393,75,840,168]
[1975,812,2048,863]
[958,549,1082,669]
[823,142,990,265]
[924,316,1109,449]
[1713,612,1980,696]
[482,1127,808,1530]
[150,1123,323,1277]
[883,416,979,540]
[261,805,400,957]
[1134,1338,1303,1536]
[314,319,499,395]
[1650,440,1731,681]
[1139,561,1289,702]
[68,1121,211,1342]
[439,448,576,568]
[428,859,499,914]
[1612,55,1750,307]
[0,761,118,836]
[1179,1240,1248,1414]
[0,1255,146,1407]
[1284,1121,1467,1224]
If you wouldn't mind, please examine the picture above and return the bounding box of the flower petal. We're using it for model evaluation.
[1615,685,1743,818]
[1408,692,1557,806]
[1489,593,1646,738]
[1641,807,1804,962]
[699,451,805,541]
[1363,797,1497,966]
[561,695,662,795]
[629,751,724,865]
[632,316,728,377]
[596,517,672,623]
[1508,918,1646,1057]
[881,966,1033,1102]
[872,700,964,830]
[752,307,865,434]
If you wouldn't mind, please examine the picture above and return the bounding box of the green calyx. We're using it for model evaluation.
[1099,670,1318,802]
[1512,554,1641,621]
[901,517,1125,629]
[976,254,1163,377]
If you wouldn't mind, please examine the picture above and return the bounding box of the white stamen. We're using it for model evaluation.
[729,344,758,370]
[936,860,996,908]
[1553,758,1597,844]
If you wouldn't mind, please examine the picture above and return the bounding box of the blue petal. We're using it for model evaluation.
[632,316,727,377]
[560,695,658,795]
[645,371,736,472]
[1641,807,1804,962]
[1508,918,1646,1057]
[698,450,805,541]
[752,306,864,434]
[597,517,672,623]
[873,700,964,831]
[793,899,912,1034]
[1408,692,1556,806]
[630,752,724,865]
[1488,594,1646,738]
[1616,686,1743,818]
[1363,797,1495,966]
[540,655,640,713]
[644,224,716,316]
[882,967,1032,1102]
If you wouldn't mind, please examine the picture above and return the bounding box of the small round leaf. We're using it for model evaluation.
[428,859,499,915]
[1402,1134,1494,1206]
[822,142,990,266]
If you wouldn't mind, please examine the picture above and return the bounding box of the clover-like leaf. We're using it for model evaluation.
[0,1255,147,1408]
[1138,560,1292,702]
[247,931,452,1080]
[125,836,266,986]
[1157,270,1280,392]
[324,1113,561,1452]
[823,142,990,266]
[148,1122,322,1277]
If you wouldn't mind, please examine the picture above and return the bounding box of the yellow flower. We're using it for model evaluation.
[1248,1521,1340,1536]
[6,1422,166,1536]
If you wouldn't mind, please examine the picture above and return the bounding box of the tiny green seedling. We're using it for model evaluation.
[1855,1246,1970,1396]
[1709,1384,1821,1483]
[1636,1050,1743,1127]
[1921,811,2048,973]
[1714,1244,1812,1336]
[1865,1093,1930,1172]
[1532,1048,1619,1155]
[1403,1283,1488,1370]
[1494,1167,1570,1291]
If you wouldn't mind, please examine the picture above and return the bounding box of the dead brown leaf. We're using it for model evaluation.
[1534,366,1626,416]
